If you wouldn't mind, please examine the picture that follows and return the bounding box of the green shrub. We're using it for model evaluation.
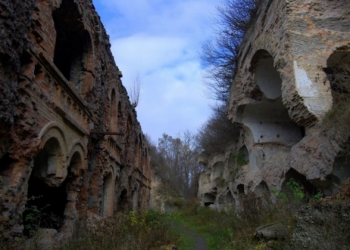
[233,152,248,167]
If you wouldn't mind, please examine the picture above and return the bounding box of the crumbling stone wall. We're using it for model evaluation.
[198,0,350,210]
[0,0,151,244]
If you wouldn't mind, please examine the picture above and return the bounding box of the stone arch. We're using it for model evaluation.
[218,190,236,209]
[254,181,271,206]
[102,168,115,217]
[24,135,77,236]
[282,168,319,199]
[203,193,216,207]
[110,88,118,131]
[324,46,350,105]
[118,189,128,211]
[135,134,143,169]
[57,150,87,233]
[311,149,350,196]
[237,50,304,147]
[52,0,93,94]
[38,122,67,150]
[67,142,87,175]
[117,101,123,129]
[250,49,282,99]
[332,151,350,183]
[35,128,69,184]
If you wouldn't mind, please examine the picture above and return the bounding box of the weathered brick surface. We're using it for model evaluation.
[0,0,151,244]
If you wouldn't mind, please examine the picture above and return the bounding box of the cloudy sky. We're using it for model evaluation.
[92,0,222,143]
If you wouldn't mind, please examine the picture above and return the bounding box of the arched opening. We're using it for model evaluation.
[110,89,117,131]
[254,181,271,206]
[218,190,236,208]
[333,152,350,182]
[311,149,350,196]
[254,181,270,198]
[237,184,245,194]
[67,151,84,213]
[204,193,216,207]
[125,115,133,158]
[0,153,14,177]
[134,135,142,169]
[238,50,304,147]
[132,188,139,210]
[24,138,66,237]
[31,138,63,183]
[118,189,128,211]
[237,146,249,166]
[53,0,92,93]
[24,177,67,236]
[102,171,114,217]
[251,50,282,99]
[324,48,350,105]
[117,102,123,130]
[282,168,319,200]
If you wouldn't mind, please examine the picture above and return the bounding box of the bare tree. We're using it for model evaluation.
[201,0,261,103]
[196,104,241,155]
[149,132,202,198]
[129,73,141,108]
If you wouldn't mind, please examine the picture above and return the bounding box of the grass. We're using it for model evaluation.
[166,198,298,250]
[39,210,177,250]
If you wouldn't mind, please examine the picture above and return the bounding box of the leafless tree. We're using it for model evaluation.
[129,73,141,108]
[201,0,262,103]
[196,104,241,155]
[148,132,202,198]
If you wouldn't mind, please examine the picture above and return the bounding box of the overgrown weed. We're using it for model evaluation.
[168,181,318,250]
[60,210,179,250]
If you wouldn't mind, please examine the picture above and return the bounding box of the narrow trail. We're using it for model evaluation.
[172,223,208,250]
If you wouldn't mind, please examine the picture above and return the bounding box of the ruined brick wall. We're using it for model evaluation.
[199,0,350,210]
[0,0,152,243]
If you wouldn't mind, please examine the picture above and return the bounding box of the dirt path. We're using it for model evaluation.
[172,223,207,250]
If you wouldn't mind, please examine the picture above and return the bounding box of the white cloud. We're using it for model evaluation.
[94,0,221,141]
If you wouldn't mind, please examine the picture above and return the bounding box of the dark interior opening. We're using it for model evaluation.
[282,168,319,199]
[118,189,128,209]
[102,172,113,217]
[0,153,14,176]
[203,193,216,207]
[237,184,245,194]
[53,0,91,91]
[323,49,350,104]
[24,176,67,236]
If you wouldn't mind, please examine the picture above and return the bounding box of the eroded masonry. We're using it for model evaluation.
[0,0,151,242]
[198,0,350,210]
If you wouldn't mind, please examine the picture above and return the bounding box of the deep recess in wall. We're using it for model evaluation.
[53,0,92,91]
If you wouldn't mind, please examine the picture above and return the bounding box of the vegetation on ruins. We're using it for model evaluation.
[198,0,261,155]
[129,73,142,108]
[59,210,178,250]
